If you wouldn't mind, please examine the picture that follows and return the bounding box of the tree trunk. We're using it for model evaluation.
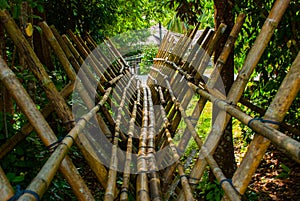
[211,0,236,180]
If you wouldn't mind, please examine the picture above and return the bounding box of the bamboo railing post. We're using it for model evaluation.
[176,2,290,199]
[0,56,94,200]
[230,50,300,196]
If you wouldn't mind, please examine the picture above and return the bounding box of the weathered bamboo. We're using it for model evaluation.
[104,76,137,201]
[174,13,245,157]
[0,82,74,159]
[239,97,300,137]
[0,56,94,200]
[194,23,227,81]
[62,34,85,65]
[188,82,300,163]
[164,151,196,201]
[18,88,112,201]
[177,2,291,199]
[230,49,300,196]
[41,22,115,129]
[136,87,150,201]
[0,10,73,130]
[157,76,240,201]
[35,21,110,188]
[120,82,141,201]
[146,86,162,201]
[177,164,194,201]
[0,166,14,200]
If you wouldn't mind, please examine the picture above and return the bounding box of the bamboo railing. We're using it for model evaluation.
[0,0,299,200]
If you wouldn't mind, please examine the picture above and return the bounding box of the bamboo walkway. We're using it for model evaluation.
[0,0,299,200]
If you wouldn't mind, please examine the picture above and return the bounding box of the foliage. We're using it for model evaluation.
[139,44,158,75]
[234,0,300,136]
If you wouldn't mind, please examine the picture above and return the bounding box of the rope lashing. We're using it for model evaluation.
[247,117,280,127]
[219,178,241,196]
[8,185,40,201]
[47,135,75,152]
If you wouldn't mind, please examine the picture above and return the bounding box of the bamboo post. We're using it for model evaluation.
[231,50,300,195]
[0,166,14,200]
[0,56,94,200]
[18,88,112,201]
[176,2,290,198]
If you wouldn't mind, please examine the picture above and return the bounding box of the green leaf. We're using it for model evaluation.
[12,175,25,183]
[0,0,9,10]
[37,4,44,13]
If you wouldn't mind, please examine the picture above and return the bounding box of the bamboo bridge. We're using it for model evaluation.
[0,0,299,200]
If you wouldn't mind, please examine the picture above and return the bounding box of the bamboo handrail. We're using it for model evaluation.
[18,88,112,201]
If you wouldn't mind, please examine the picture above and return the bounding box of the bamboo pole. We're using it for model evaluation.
[0,166,14,200]
[146,86,162,201]
[239,97,300,137]
[136,87,150,201]
[104,75,137,201]
[40,22,115,128]
[18,88,112,201]
[177,3,291,199]
[230,49,300,196]
[160,77,241,201]
[0,10,73,130]
[0,56,94,200]
[188,82,300,163]
[120,82,141,201]
[0,82,74,159]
